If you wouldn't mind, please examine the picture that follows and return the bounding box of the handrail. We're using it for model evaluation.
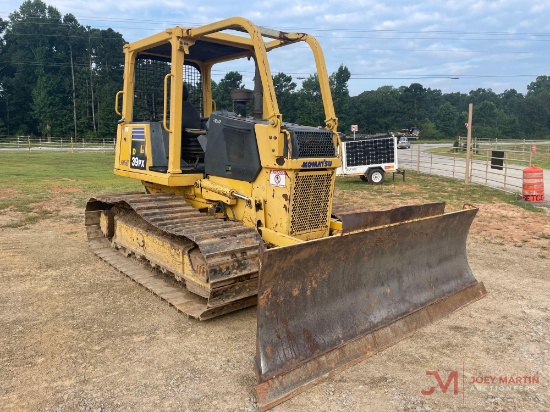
[115,91,123,116]
[187,18,282,128]
[187,17,337,131]
[163,73,174,133]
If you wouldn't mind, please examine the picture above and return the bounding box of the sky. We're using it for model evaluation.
[1,0,550,96]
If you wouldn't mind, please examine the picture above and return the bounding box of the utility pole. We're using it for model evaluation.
[89,36,97,136]
[5,94,8,137]
[97,99,100,139]
[70,43,78,143]
[465,103,473,184]
[0,87,9,136]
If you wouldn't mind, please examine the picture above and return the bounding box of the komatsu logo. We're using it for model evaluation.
[301,160,332,168]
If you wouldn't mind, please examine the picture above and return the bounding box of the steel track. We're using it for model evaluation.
[85,193,261,320]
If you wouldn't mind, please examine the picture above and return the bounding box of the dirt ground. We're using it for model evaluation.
[0,194,549,411]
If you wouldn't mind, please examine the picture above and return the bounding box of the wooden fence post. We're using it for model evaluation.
[465,103,473,184]
[416,144,420,174]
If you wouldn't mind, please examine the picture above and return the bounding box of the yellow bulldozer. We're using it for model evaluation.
[84,17,486,410]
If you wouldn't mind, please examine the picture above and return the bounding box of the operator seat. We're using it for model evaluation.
[181,86,204,168]
[182,86,201,130]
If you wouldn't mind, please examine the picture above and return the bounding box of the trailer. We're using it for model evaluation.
[336,134,399,184]
[395,127,420,140]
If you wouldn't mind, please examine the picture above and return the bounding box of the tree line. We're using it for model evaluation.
[1,0,550,140]
[0,0,124,140]
[214,68,550,140]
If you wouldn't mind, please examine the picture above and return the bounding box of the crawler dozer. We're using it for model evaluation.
[85,17,486,410]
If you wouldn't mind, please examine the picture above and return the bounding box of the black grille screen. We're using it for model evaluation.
[133,57,201,122]
[294,130,335,158]
[185,64,202,115]
[134,59,171,122]
[345,138,394,166]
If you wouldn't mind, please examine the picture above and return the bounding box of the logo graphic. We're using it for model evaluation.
[421,371,459,395]
[301,160,332,168]
[420,364,541,406]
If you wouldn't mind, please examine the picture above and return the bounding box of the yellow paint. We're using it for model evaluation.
[114,169,202,187]
[114,214,190,280]
[259,228,304,247]
[329,219,343,232]
[112,17,344,247]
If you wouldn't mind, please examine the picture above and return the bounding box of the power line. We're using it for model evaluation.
[3,32,122,40]
[313,35,550,42]
[349,75,539,80]
[0,60,537,78]
[0,60,123,69]
[2,34,542,58]
[276,45,535,55]
[211,69,539,80]
[0,62,537,83]
[4,29,550,43]
[1,34,538,56]
[2,13,550,40]
[3,60,534,80]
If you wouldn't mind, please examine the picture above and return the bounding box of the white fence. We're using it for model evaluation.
[399,140,550,195]
[0,136,115,151]
[457,137,550,161]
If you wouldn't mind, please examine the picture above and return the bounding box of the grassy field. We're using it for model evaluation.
[0,151,543,229]
[0,151,142,226]
[334,173,541,212]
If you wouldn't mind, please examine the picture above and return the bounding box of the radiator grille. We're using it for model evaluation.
[290,172,333,235]
[294,130,335,158]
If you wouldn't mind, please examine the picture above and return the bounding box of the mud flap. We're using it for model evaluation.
[255,207,486,410]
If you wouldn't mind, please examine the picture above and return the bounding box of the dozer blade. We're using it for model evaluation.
[255,206,486,410]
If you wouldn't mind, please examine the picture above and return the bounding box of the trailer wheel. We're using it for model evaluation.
[368,169,385,185]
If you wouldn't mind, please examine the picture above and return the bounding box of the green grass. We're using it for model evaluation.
[0,151,142,226]
[0,151,544,228]
[335,172,541,212]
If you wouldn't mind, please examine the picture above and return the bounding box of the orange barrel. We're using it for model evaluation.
[522,166,545,202]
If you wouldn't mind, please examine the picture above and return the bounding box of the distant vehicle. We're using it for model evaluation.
[395,127,420,140]
[397,137,411,149]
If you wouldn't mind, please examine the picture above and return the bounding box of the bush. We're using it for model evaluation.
[452,139,459,152]
[419,121,443,140]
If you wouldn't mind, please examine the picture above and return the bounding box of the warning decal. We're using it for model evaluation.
[269,170,286,187]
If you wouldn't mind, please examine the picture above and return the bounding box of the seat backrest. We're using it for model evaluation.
[182,101,202,129]
[182,86,201,129]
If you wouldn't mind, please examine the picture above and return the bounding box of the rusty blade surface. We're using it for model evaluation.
[256,207,484,410]
[333,202,445,233]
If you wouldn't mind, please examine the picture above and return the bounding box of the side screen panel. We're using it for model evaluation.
[204,113,262,182]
